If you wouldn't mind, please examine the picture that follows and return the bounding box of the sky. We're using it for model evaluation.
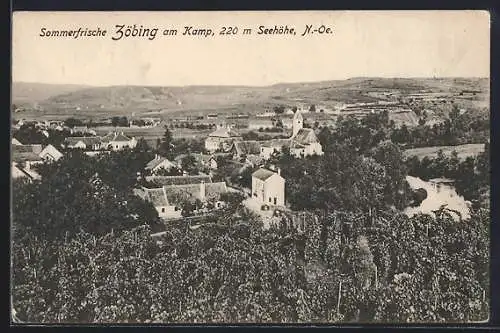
[12,11,490,87]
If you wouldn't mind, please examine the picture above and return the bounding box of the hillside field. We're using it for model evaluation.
[403,143,486,160]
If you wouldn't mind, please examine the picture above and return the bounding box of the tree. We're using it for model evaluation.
[158,126,174,158]
[13,151,157,241]
[111,116,121,127]
[274,105,286,114]
[13,124,46,145]
[219,192,246,212]
[181,154,198,175]
[64,117,84,128]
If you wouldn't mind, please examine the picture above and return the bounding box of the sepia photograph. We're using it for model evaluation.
[10,11,490,324]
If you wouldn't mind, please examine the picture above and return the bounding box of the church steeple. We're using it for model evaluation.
[292,109,303,137]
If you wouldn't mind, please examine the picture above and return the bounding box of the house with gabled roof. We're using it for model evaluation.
[251,168,285,206]
[134,180,229,219]
[39,144,64,162]
[205,125,242,152]
[231,140,262,159]
[145,154,179,174]
[101,131,137,151]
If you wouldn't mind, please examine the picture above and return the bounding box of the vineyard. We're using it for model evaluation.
[12,206,489,323]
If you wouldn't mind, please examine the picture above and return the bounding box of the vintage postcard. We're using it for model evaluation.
[11,11,490,324]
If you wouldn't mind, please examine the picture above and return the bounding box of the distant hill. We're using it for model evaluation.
[11,77,489,119]
[12,82,92,105]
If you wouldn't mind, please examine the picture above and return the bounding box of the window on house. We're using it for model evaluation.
[116,145,119,149]
[175,207,179,211]
[269,198,272,203]
[161,208,165,213]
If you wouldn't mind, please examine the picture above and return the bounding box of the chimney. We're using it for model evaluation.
[277,167,281,176]
[155,153,159,160]
[200,181,206,201]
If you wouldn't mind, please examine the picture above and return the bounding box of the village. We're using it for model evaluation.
[11,109,327,229]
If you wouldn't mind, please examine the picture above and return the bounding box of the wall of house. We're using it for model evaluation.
[263,175,285,206]
[156,205,182,219]
[252,178,265,202]
[205,138,220,152]
[305,142,324,156]
[108,140,135,151]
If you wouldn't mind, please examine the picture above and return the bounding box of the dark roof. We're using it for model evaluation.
[145,175,212,186]
[233,140,262,155]
[113,133,133,142]
[163,182,228,205]
[134,187,169,206]
[12,144,43,155]
[12,152,43,163]
[292,129,318,145]
[252,168,277,181]
[145,157,177,170]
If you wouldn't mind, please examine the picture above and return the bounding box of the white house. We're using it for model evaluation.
[145,155,179,174]
[39,144,63,162]
[251,168,285,206]
[101,132,137,151]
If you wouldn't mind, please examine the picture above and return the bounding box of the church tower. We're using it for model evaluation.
[292,110,303,137]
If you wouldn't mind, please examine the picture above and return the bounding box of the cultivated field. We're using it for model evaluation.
[403,143,486,160]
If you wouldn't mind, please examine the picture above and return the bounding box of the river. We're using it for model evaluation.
[404,176,470,220]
